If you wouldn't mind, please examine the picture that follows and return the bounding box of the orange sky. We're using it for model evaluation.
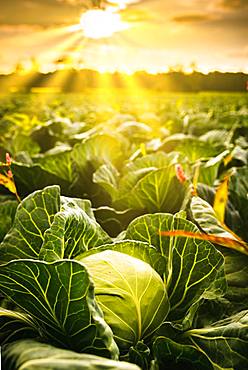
[0,0,247,74]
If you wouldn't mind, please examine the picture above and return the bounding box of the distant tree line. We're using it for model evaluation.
[0,69,247,92]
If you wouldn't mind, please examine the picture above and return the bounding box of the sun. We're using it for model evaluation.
[80,9,129,39]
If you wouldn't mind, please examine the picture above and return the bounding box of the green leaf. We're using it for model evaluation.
[11,162,71,197]
[80,250,169,352]
[117,120,153,142]
[93,163,119,200]
[0,196,18,242]
[229,167,248,241]
[160,136,220,161]
[123,152,174,174]
[93,206,143,238]
[154,310,248,370]
[0,186,111,263]
[0,186,60,263]
[200,129,231,147]
[39,196,112,261]
[0,259,119,358]
[72,133,125,175]
[223,250,248,315]
[33,148,77,184]
[198,150,229,186]
[115,153,183,212]
[126,213,226,322]
[194,250,248,328]
[128,341,150,370]
[190,195,237,239]
[31,120,65,152]
[0,308,39,345]
[153,332,211,370]
[2,339,141,370]
[63,196,95,219]
[1,133,40,157]
[190,196,248,254]
[177,138,222,162]
[196,183,243,240]
[190,311,248,370]
[123,167,185,213]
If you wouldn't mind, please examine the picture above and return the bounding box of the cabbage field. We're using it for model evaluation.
[0,91,247,369]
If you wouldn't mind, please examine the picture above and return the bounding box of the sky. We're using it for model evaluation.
[0,0,247,74]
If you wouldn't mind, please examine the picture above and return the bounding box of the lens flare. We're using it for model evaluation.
[80,9,129,39]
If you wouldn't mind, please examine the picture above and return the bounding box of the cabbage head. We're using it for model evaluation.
[80,250,169,352]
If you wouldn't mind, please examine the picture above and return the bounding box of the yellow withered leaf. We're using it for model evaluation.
[140,143,147,156]
[213,176,229,223]
[0,173,17,195]
[224,153,233,166]
[160,230,248,255]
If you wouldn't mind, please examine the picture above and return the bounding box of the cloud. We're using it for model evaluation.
[56,0,100,6]
[0,24,46,36]
[56,0,141,8]
[122,8,152,22]
[218,0,248,9]
[171,13,212,23]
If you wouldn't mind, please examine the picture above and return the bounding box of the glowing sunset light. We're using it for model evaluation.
[0,0,247,75]
[108,0,140,10]
[80,9,129,39]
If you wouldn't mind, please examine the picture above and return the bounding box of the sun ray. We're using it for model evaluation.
[32,31,87,91]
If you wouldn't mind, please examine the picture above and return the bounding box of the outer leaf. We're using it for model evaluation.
[116,167,157,208]
[194,249,248,327]
[198,150,229,186]
[0,259,119,358]
[33,149,77,184]
[128,341,150,370]
[93,206,143,237]
[126,213,226,322]
[117,120,153,142]
[187,310,248,369]
[154,310,248,369]
[200,129,231,146]
[176,138,222,162]
[160,136,220,161]
[2,339,141,370]
[190,196,248,254]
[126,167,185,213]
[0,196,18,242]
[11,162,71,197]
[115,152,180,210]
[62,196,95,219]
[1,133,40,157]
[223,249,248,315]
[123,152,174,174]
[93,163,119,200]
[153,334,211,370]
[0,308,39,345]
[196,183,244,240]
[72,133,125,174]
[39,197,111,261]
[229,167,248,241]
[0,186,60,263]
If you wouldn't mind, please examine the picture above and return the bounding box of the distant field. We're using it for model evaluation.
[0,90,247,124]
